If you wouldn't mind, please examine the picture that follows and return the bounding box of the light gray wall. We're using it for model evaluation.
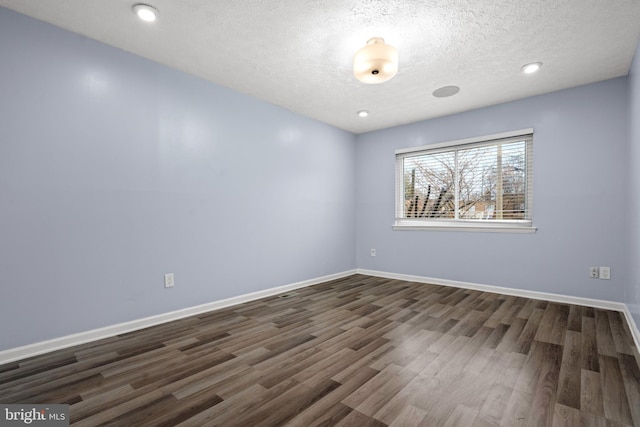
[1,5,636,353]
[628,40,640,326]
[0,7,356,350]
[356,78,629,302]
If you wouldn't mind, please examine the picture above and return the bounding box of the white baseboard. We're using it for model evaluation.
[357,269,625,310]
[622,304,640,356]
[3,268,639,365]
[357,268,640,354]
[0,269,357,365]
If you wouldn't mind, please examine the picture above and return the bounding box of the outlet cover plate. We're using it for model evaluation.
[164,273,175,288]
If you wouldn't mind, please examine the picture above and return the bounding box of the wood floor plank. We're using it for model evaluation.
[483,322,510,349]
[516,298,538,321]
[419,371,495,426]
[549,304,570,345]
[170,361,251,400]
[535,303,560,344]
[556,330,582,409]
[552,403,580,427]
[495,317,527,353]
[484,295,517,328]
[609,311,636,355]
[96,394,180,427]
[595,310,618,357]
[292,347,354,385]
[582,316,600,372]
[0,273,637,426]
[599,355,634,425]
[174,382,282,426]
[386,404,428,426]
[286,402,353,427]
[334,409,388,427]
[578,412,607,427]
[494,351,528,389]
[152,389,223,427]
[330,337,394,383]
[366,344,418,374]
[515,340,548,394]
[436,327,493,381]
[473,383,513,425]
[580,369,604,418]
[355,367,417,418]
[372,374,442,424]
[464,346,498,375]
[72,388,165,427]
[420,335,470,378]
[500,388,533,426]
[256,347,328,389]
[342,364,404,409]
[526,342,563,427]
[285,367,379,427]
[618,353,640,426]
[567,305,584,332]
[234,378,341,427]
[445,405,479,427]
[514,308,545,354]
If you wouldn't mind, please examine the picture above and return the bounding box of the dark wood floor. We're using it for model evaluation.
[1,274,639,426]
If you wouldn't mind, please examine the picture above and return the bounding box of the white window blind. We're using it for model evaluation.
[395,130,534,232]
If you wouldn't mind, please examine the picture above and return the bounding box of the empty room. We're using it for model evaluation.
[1,1,640,426]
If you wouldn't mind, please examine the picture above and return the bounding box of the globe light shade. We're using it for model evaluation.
[354,38,398,84]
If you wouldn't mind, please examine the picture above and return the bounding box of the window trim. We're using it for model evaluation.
[394,128,536,233]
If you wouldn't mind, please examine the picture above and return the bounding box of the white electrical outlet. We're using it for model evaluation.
[370,248,376,257]
[589,267,599,279]
[164,273,175,288]
[599,267,611,280]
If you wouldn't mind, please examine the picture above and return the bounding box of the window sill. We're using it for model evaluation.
[392,220,537,234]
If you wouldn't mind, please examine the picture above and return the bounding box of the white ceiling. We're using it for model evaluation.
[1,0,640,134]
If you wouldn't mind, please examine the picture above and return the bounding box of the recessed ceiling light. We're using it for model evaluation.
[357,110,369,117]
[521,62,542,74]
[432,86,460,98]
[133,4,159,22]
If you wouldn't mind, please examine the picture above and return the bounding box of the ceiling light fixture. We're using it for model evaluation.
[133,4,159,22]
[354,38,398,84]
[357,110,369,117]
[521,62,542,74]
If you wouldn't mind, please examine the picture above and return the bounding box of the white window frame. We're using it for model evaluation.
[394,129,536,233]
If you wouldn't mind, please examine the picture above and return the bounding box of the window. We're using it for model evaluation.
[394,129,535,232]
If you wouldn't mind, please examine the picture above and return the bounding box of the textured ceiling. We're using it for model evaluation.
[1,0,639,134]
